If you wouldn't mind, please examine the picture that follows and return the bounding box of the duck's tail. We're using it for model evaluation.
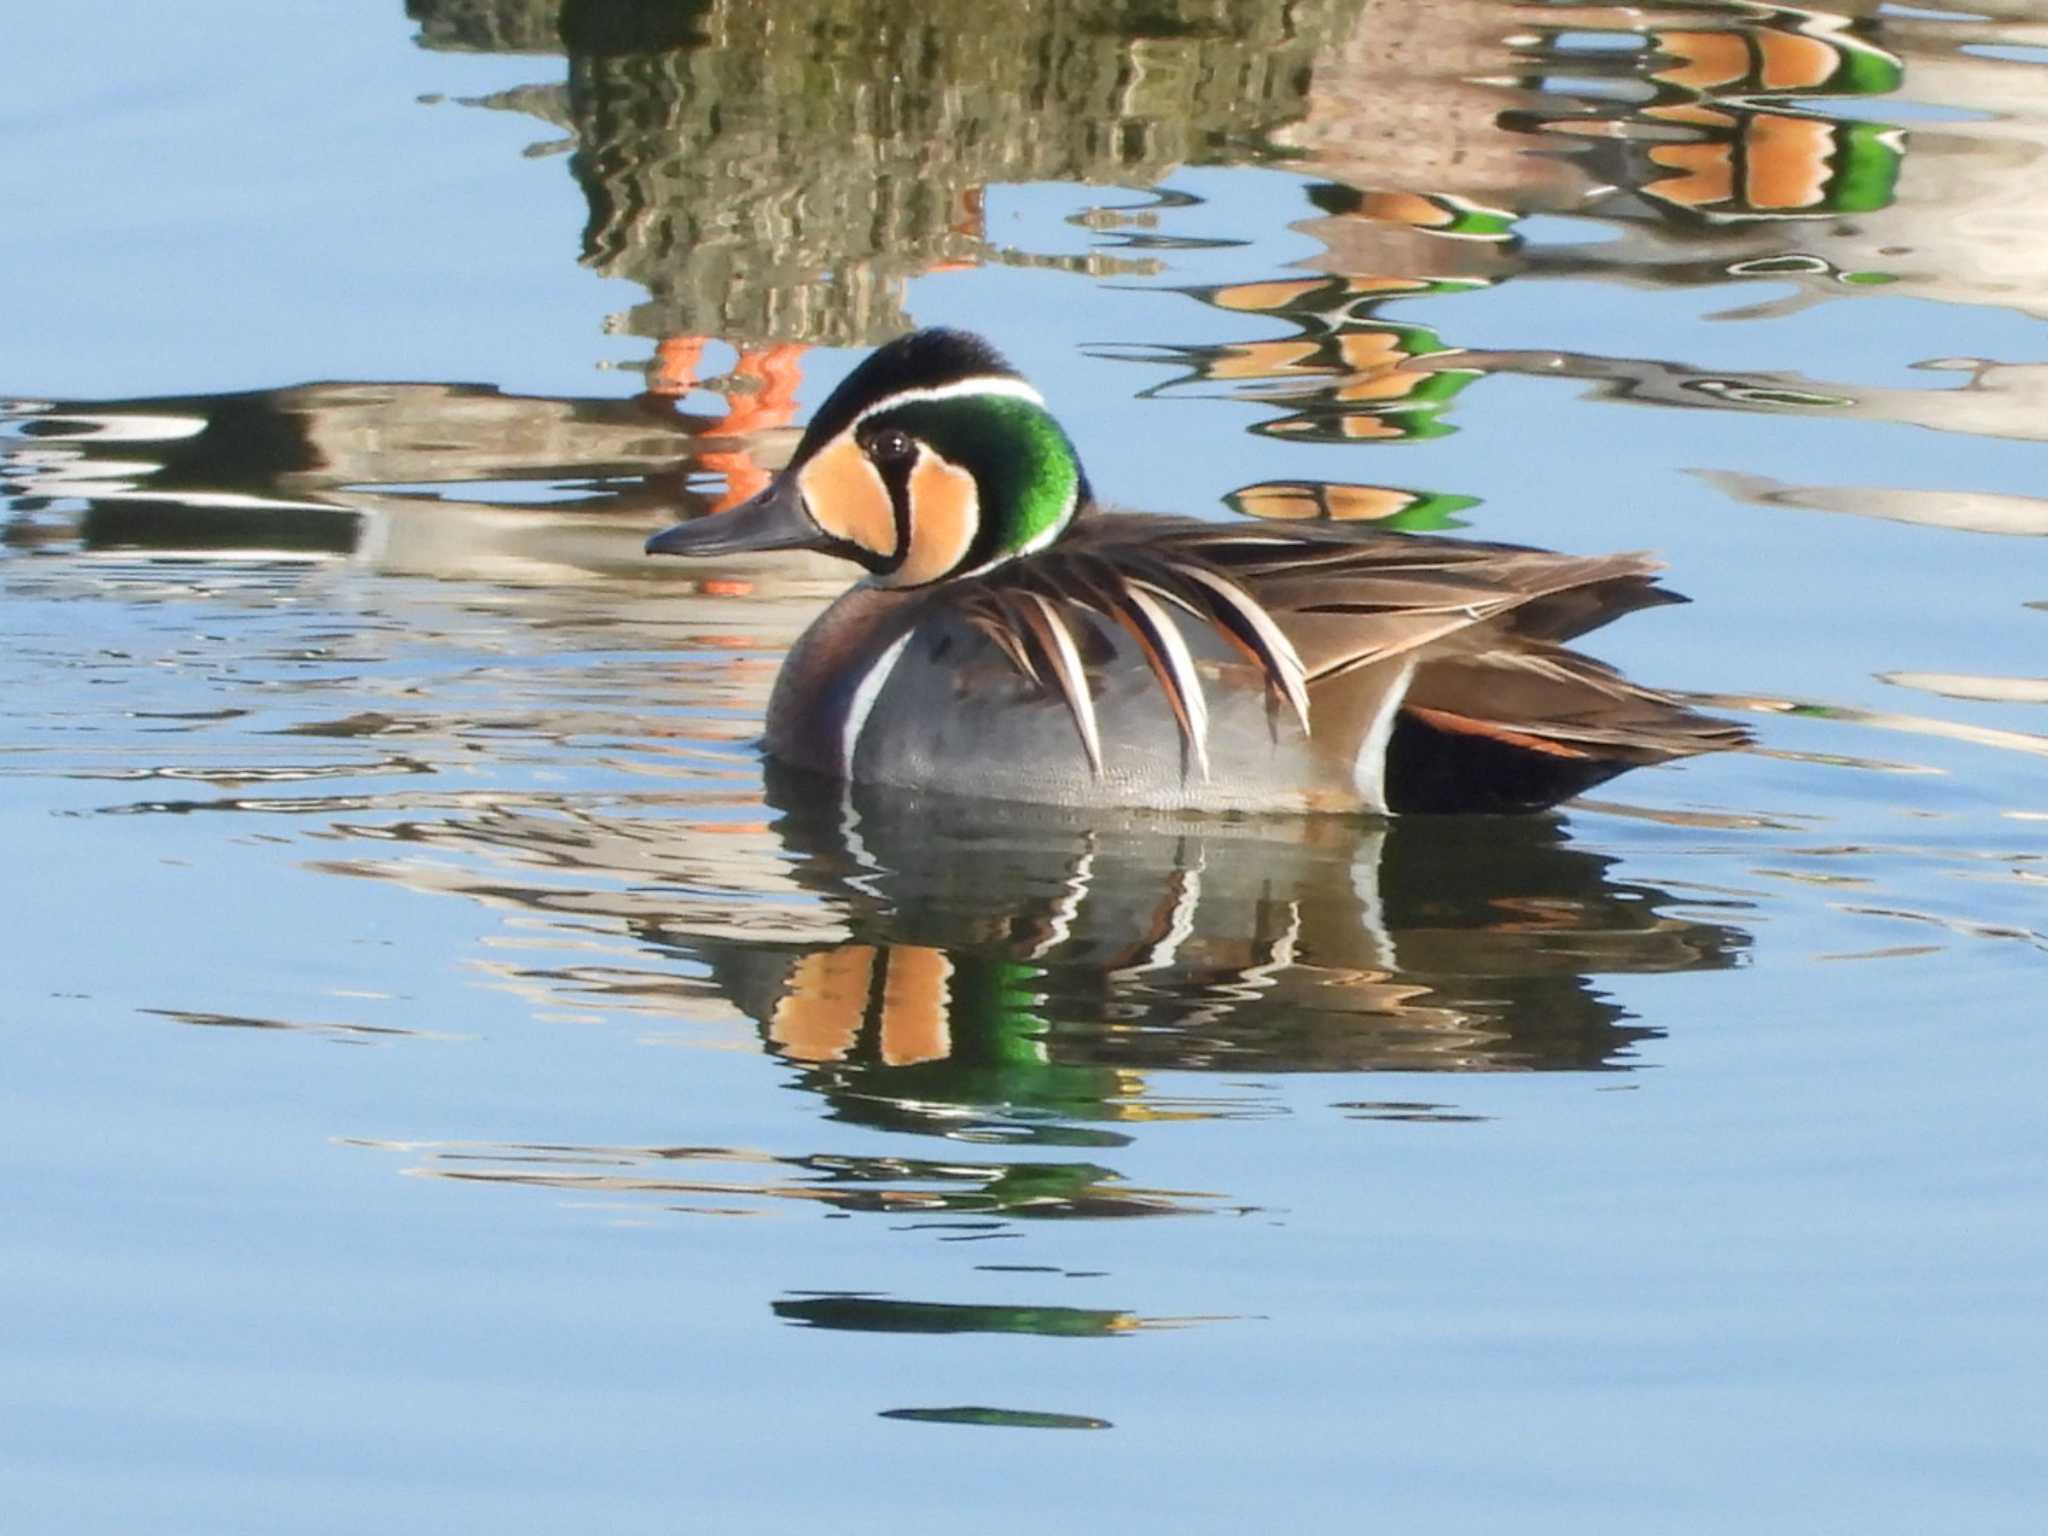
[1382,647,1750,814]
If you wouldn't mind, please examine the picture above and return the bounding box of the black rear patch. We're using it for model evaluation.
[1384,710,1633,814]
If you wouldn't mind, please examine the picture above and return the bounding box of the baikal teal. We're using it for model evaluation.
[646,328,1747,815]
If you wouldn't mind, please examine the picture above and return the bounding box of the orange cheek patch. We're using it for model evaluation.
[798,435,897,559]
[890,452,980,587]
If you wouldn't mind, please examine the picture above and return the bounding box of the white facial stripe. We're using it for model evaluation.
[852,375,1045,424]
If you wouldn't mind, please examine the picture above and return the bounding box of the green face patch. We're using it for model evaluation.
[879,393,1083,569]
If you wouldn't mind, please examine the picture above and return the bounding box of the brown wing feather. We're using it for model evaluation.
[1405,649,1751,758]
[1044,518,1678,681]
[946,514,1741,786]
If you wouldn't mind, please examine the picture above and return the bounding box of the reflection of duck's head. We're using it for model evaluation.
[648,328,1745,813]
[648,775,1750,1140]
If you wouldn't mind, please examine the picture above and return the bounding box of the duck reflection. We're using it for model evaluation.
[1167,273,1493,452]
[1275,2,1917,286]
[340,770,1746,1248]
[1513,8,1905,228]
[1159,0,2048,513]
[633,767,1749,1145]
[1497,3,2048,321]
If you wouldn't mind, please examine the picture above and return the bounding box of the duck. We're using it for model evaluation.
[645,328,1746,814]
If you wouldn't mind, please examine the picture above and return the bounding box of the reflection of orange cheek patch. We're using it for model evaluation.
[1338,331,1408,372]
[892,453,979,586]
[770,946,878,1062]
[1655,31,1748,92]
[878,945,953,1066]
[1345,276,1429,296]
[1210,340,1323,380]
[1234,484,1324,521]
[1338,368,1429,403]
[1747,115,1832,210]
[1648,142,1736,208]
[1321,484,1410,521]
[1234,483,1410,522]
[1758,31,1837,91]
[798,435,897,558]
[1646,102,1735,131]
[1213,278,1324,312]
[1360,191,1450,230]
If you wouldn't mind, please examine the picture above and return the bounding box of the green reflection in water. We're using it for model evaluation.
[775,1294,1182,1338]
[360,1138,1233,1221]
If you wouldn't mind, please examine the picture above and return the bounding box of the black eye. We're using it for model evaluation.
[867,428,915,464]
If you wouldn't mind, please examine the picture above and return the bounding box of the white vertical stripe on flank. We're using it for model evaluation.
[840,631,915,778]
[1351,659,1417,815]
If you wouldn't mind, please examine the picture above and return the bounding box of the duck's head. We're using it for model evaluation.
[646,329,1091,587]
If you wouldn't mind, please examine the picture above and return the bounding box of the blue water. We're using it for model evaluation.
[5,3,2046,1532]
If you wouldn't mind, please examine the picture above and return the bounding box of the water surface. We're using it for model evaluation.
[5,3,2047,1531]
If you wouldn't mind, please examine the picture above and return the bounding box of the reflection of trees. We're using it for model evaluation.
[408,0,1352,347]
[414,0,2018,345]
